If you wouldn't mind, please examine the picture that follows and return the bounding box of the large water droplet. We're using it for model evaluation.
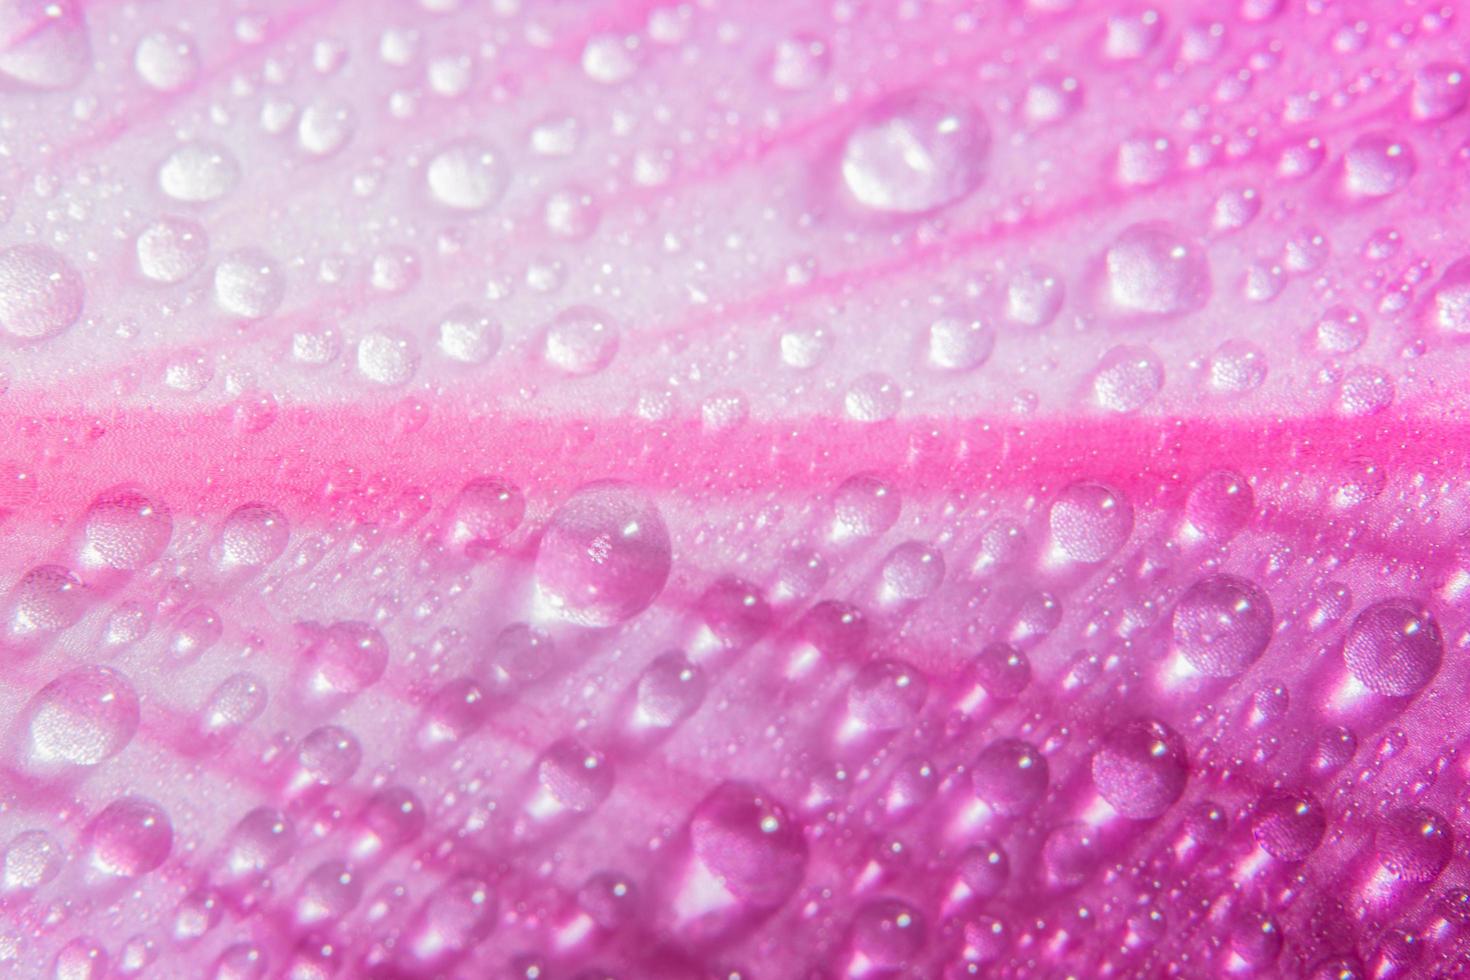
[82,485,172,571]
[688,782,807,909]
[840,90,990,214]
[25,665,140,767]
[2,829,63,890]
[426,139,507,210]
[972,739,1048,815]
[0,0,90,89]
[1251,792,1326,862]
[1342,599,1442,698]
[1170,574,1274,678]
[158,142,240,203]
[85,796,173,877]
[535,482,672,627]
[1102,222,1211,318]
[543,306,620,375]
[135,216,208,285]
[1048,481,1133,563]
[0,244,84,342]
[133,29,198,92]
[1090,719,1188,819]
[1375,807,1452,883]
[216,503,289,571]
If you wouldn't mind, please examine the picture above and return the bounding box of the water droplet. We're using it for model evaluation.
[1315,304,1367,353]
[1183,469,1253,543]
[1375,807,1452,882]
[135,216,208,285]
[2,829,63,890]
[158,142,241,203]
[220,807,295,885]
[0,0,90,89]
[687,782,807,909]
[0,244,84,342]
[844,372,901,422]
[1336,366,1394,418]
[212,944,266,980]
[1251,792,1326,862]
[134,30,198,92]
[1006,265,1065,327]
[216,503,289,571]
[1341,134,1415,199]
[543,306,620,375]
[296,860,361,926]
[25,665,139,767]
[1207,340,1267,395]
[581,33,639,84]
[543,185,600,240]
[426,139,507,211]
[1102,222,1211,318]
[291,725,361,790]
[1023,71,1082,126]
[51,937,107,980]
[847,899,924,973]
[444,476,524,554]
[297,99,355,157]
[214,249,284,320]
[1342,599,1442,698]
[535,481,672,627]
[972,739,1048,815]
[171,605,222,660]
[401,874,497,970]
[634,652,706,730]
[356,331,418,386]
[305,621,389,697]
[1091,719,1188,819]
[198,672,267,739]
[770,33,830,91]
[535,739,613,814]
[1411,63,1468,121]
[82,485,172,571]
[1170,574,1274,678]
[841,90,990,214]
[85,796,173,877]
[832,472,900,540]
[927,313,994,371]
[695,577,772,653]
[1429,257,1470,335]
[847,659,927,732]
[436,303,500,364]
[1092,344,1163,412]
[1048,482,1134,563]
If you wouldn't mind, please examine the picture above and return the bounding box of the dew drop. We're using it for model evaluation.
[1342,599,1442,698]
[85,796,173,877]
[1006,265,1064,327]
[0,244,84,342]
[437,303,500,364]
[848,899,924,973]
[1092,344,1163,413]
[1251,792,1326,862]
[25,665,139,767]
[1170,574,1274,678]
[535,481,672,627]
[0,0,90,89]
[634,652,706,730]
[1090,719,1188,819]
[198,672,267,739]
[1048,482,1133,563]
[832,472,900,539]
[770,33,830,91]
[847,659,927,732]
[158,142,241,203]
[297,99,356,157]
[1341,134,1416,199]
[536,739,613,814]
[1102,222,1211,318]
[543,306,620,375]
[214,249,284,320]
[1207,339,1266,395]
[133,30,198,92]
[217,503,289,570]
[1375,807,1452,883]
[82,485,172,571]
[1315,304,1368,353]
[840,90,990,214]
[356,331,418,386]
[2,829,63,891]
[927,312,994,371]
[688,782,807,909]
[426,139,507,211]
[1412,63,1468,121]
[1183,469,1253,543]
[306,621,389,697]
[135,216,208,285]
[972,739,1048,815]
